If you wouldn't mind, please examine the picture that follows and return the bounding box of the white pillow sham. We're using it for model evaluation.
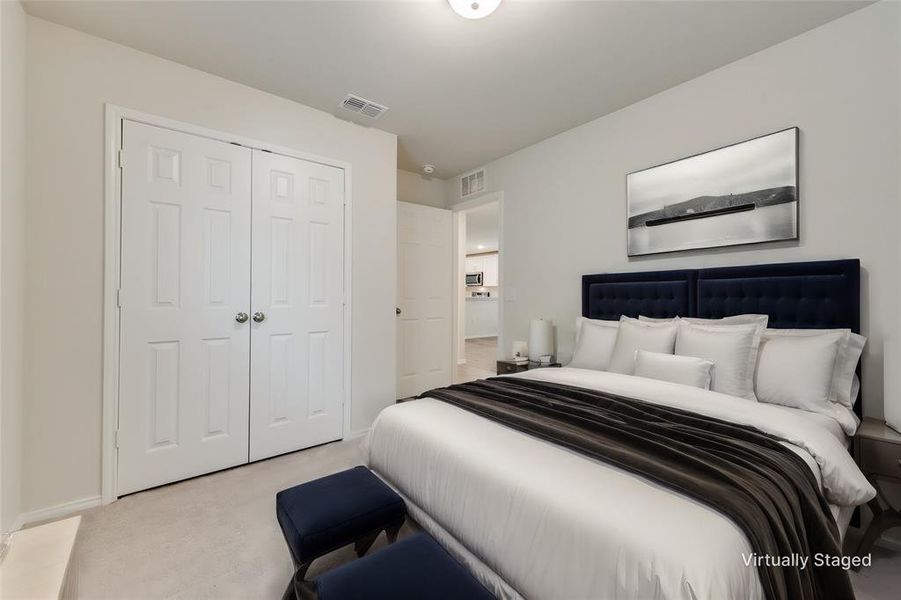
[675,320,763,401]
[607,317,678,375]
[640,314,769,327]
[760,328,865,409]
[754,330,844,413]
[569,317,619,370]
[634,350,714,390]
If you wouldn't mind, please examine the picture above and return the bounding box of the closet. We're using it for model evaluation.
[116,120,345,495]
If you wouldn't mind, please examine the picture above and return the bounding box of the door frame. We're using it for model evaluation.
[451,191,504,372]
[102,105,354,504]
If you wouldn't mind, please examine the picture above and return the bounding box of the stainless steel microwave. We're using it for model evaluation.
[465,272,483,286]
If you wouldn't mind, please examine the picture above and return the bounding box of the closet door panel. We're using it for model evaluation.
[118,121,252,495]
[250,151,344,461]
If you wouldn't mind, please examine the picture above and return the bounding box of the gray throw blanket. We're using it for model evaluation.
[421,377,853,600]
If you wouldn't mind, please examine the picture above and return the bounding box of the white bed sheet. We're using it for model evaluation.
[366,368,874,600]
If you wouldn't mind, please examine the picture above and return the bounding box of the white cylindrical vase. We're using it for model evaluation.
[528,319,554,362]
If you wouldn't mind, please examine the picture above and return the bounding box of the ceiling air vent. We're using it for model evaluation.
[340,94,389,120]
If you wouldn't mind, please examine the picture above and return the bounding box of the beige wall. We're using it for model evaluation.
[24,17,397,513]
[447,2,901,420]
[1,0,27,533]
[397,169,448,208]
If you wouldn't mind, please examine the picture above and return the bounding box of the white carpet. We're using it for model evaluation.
[70,437,900,599]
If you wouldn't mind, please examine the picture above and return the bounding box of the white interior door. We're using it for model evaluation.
[397,202,453,398]
[249,150,345,461]
[118,120,252,495]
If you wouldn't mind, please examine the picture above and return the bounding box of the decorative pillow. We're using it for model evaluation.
[634,350,714,390]
[760,329,866,409]
[607,317,678,375]
[755,330,844,413]
[569,317,619,370]
[640,314,769,327]
[675,320,763,400]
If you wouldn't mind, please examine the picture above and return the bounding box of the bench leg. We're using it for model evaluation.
[354,531,380,557]
[288,565,318,600]
[385,520,403,544]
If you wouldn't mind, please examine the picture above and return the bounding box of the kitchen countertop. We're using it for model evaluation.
[466,296,498,301]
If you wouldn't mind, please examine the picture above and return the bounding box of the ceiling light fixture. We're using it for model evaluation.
[477,244,486,250]
[448,0,501,20]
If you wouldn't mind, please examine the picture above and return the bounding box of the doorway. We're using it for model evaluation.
[453,193,503,383]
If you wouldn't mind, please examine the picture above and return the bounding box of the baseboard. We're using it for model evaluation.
[345,428,370,441]
[14,496,101,529]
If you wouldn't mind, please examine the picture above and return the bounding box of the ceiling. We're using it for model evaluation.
[23,0,870,178]
[465,202,499,254]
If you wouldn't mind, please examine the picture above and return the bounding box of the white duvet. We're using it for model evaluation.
[366,368,876,600]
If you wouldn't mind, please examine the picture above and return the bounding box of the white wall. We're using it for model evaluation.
[447,2,901,420]
[24,17,397,514]
[1,0,27,533]
[397,169,448,208]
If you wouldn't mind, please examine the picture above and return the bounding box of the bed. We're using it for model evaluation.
[366,259,875,600]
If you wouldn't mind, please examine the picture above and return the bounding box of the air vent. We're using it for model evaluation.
[340,94,389,120]
[461,168,486,198]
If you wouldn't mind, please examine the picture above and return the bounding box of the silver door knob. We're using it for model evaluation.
[396,307,402,315]
[252,311,266,323]
[235,312,249,323]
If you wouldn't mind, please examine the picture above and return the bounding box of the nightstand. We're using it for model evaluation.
[496,359,562,375]
[854,418,901,557]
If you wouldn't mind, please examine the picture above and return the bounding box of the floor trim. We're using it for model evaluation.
[14,496,102,530]
[346,428,370,441]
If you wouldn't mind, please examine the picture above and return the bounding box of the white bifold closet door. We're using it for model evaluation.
[118,120,344,495]
[118,121,253,495]
[249,150,345,461]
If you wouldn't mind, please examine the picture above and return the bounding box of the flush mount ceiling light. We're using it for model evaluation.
[448,0,501,19]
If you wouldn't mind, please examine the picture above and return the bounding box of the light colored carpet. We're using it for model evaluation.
[72,438,419,600]
[71,436,900,599]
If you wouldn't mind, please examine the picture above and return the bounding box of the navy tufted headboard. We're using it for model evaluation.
[581,270,697,321]
[582,259,862,417]
[696,261,859,332]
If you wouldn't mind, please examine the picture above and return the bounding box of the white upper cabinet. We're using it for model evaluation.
[465,255,482,274]
[482,253,499,287]
[465,253,498,286]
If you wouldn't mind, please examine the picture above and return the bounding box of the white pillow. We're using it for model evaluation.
[634,350,714,390]
[761,328,866,409]
[640,314,769,327]
[569,317,619,370]
[608,317,678,375]
[755,330,844,412]
[675,320,763,400]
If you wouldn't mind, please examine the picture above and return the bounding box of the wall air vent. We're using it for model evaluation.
[340,94,389,120]
[460,168,486,198]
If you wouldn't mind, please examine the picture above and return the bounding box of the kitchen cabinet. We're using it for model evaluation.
[465,297,498,338]
[465,252,498,287]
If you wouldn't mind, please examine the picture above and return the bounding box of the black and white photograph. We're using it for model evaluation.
[627,127,799,256]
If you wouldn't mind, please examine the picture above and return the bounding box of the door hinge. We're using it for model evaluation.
[117,289,125,308]
[117,149,126,168]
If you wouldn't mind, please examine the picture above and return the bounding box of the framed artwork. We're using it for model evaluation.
[627,127,798,256]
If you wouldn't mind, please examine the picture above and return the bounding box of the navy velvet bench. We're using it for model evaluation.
[297,533,496,600]
[276,466,406,584]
